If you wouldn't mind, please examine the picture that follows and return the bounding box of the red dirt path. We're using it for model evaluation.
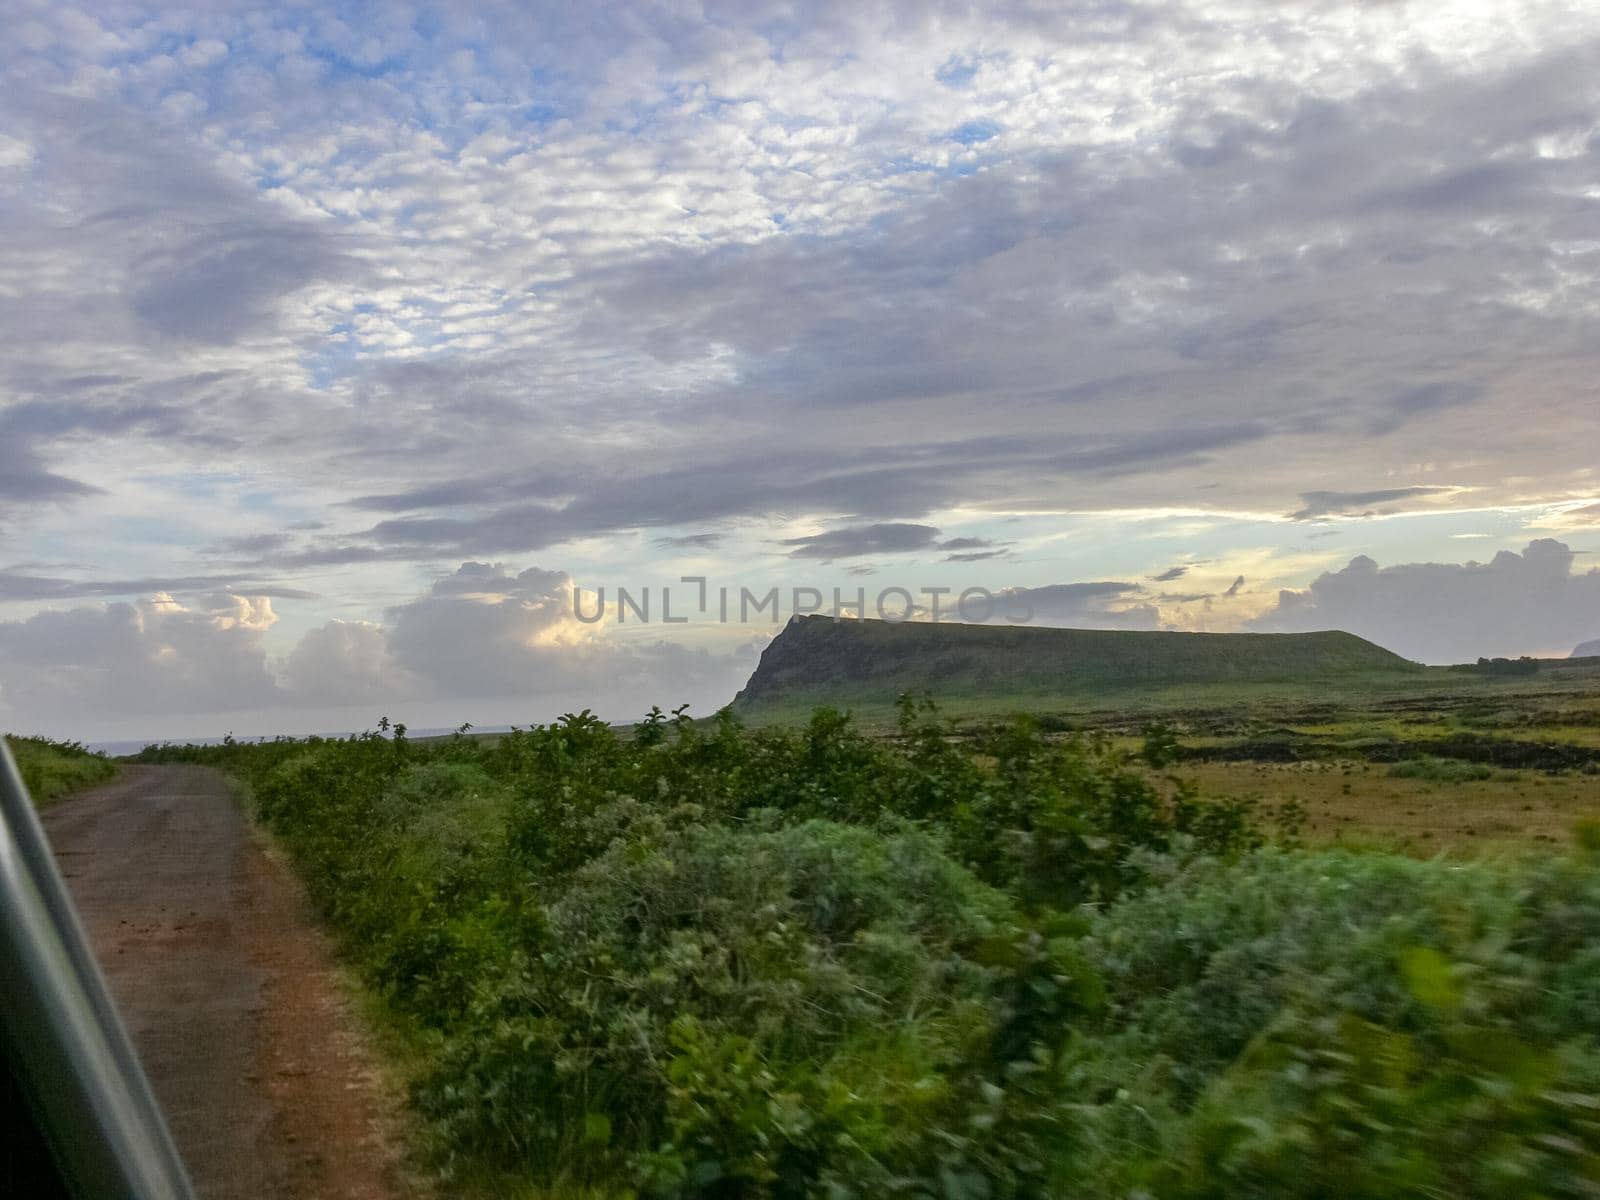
[44,765,420,1200]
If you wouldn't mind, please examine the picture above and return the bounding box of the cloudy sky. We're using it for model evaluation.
[2,0,1599,739]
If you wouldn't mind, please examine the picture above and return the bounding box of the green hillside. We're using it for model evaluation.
[733,615,1421,713]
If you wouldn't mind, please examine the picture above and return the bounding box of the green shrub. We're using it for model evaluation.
[5,735,116,804]
[236,705,1235,1193]
[1059,850,1600,1196]
[183,704,1600,1198]
[1388,756,1495,783]
[417,819,1095,1194]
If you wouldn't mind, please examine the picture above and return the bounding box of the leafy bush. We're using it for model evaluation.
[5,734,116,804]
[1388,756,1496,783]
[170,703,1600,1197]
[419,819,1095,1194]
[1060,850,1600,1196]
[235,705,1210,1194]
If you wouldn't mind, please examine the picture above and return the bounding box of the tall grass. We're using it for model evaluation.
[5,734,117,805]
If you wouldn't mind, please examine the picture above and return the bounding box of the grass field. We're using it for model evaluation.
[741,648,1600,730]
[1177,760,1597,851]
[1115,659,1600,853]
[740,652,1600,854]
[5,734,117,805]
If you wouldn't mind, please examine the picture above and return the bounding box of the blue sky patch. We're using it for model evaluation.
[946,119,1001,145]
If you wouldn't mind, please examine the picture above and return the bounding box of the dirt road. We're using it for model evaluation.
[42,765,417,1200]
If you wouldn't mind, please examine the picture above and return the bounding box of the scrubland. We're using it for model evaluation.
[135,697,1600,1198]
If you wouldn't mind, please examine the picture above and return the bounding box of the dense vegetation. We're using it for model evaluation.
[1452,656,1543,677]
[5,734,117,804]
[138,702,1600,1197]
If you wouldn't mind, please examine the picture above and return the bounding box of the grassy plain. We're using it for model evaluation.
[742,653,1600,732]
[1178,760,1596,851]
[745,655,1600,852]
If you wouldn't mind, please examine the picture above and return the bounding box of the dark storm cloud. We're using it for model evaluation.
[1153,565,1190,582]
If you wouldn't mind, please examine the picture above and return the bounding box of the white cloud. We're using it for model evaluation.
[0,563,757,738]
[383,562,752,715]
[0,593,281,729]
[178,38,228,69]
[278,618,413,707]
[1250,539,1600,662]
[994,582,1160,630]
[384,563,595,697]
[0,133,34,169]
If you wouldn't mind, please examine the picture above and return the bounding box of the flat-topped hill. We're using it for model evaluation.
[732,616,1420,710]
